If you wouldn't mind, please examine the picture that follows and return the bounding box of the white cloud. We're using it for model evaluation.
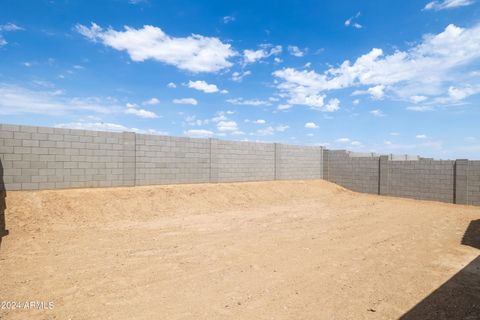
[406,105,434,112]
[273,23,480,109]
[416,134,428,139]
[255,126,275,136]
[243,45,282,64]
[231,70,251,82]
[354,85,386,99]
[226,98,271,106]
[184,129,214,137]
[216,120,238,132]
[142,97,160,105]
[167,82,176,88]
[370,109,385,117]
[277,104,292,110]
[336,138,350,143]
[345,12,363,29]
[0,23,24,32]
[304,122,319,129]
[187,80,222,93]
[353,99,360,105]
[446,85,480,101]
[275,125,289,132]
[75,23,236,73]
[223,16,235,24]
[0,84,119,116]
[173,98,198,105]
[124,103,158,118]
[288,45,305,57]
[424,0,474,11]
[410,95,428,103]
[390,132,400,136]
[325,98,340,112]
[0,23,24,47]
[56,121,167,135]
[351,141,362,146]
[254,119,266,124]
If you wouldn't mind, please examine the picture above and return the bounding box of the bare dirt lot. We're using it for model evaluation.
[1,180,479,319]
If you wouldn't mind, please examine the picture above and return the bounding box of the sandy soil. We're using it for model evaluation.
[0,180,479,320]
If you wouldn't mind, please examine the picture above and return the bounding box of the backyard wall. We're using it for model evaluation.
[0,124,323,191]
[1,124,479,206]
[323,150,479,206]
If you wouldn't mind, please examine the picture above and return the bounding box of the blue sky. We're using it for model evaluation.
[1,0,480,159]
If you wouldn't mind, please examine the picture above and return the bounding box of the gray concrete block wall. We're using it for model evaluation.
[211,139,275,182]
[456,160,480,206]
[0,124,130,190]
[382,159,455,203]
[323,150,380,194]
[135,134,210,185]
[1,123,479,206]
[275,143,323,180]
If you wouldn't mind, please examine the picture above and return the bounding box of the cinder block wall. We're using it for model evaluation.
[324,150,479,205]
[0,124,133,190]
[456,160,480,206]
[323,150,380,194]
[275,143,323,180]
[381,157,455,203]
[0,124,323,190]
[211,139,276,183]
[135,134,210,185]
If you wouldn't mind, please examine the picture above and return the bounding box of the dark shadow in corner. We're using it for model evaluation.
[0,159,8,252]
[400,220,480,320]
[462,219,480,250]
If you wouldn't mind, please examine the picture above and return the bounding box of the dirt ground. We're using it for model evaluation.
[0,180,479,320]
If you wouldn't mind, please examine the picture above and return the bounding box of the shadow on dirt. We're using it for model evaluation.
[0,159,8,252]
[400,219,480,319]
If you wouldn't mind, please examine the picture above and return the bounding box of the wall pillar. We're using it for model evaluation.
[455,159,469,204]
[322,149,329,181]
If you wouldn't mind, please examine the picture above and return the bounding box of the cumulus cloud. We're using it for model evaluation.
[173,98,198,105]
[416,134,428,139]
[124,103,158,118]
[336,138,350,143]
[325,98,340,112]
[216,120,239,132]
[75,23,236,73]
[187,80,224,93]
[254,119,266,124]
[288,45,305,57]
[277,104,292,110]
[243,45,282,64]
[273,23,480,109]
[142,97,160,105]
[304,122,319,129]
[424,0,474,11]
[167,82,176,88]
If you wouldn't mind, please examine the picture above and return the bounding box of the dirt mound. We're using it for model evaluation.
[1,180,479,319]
